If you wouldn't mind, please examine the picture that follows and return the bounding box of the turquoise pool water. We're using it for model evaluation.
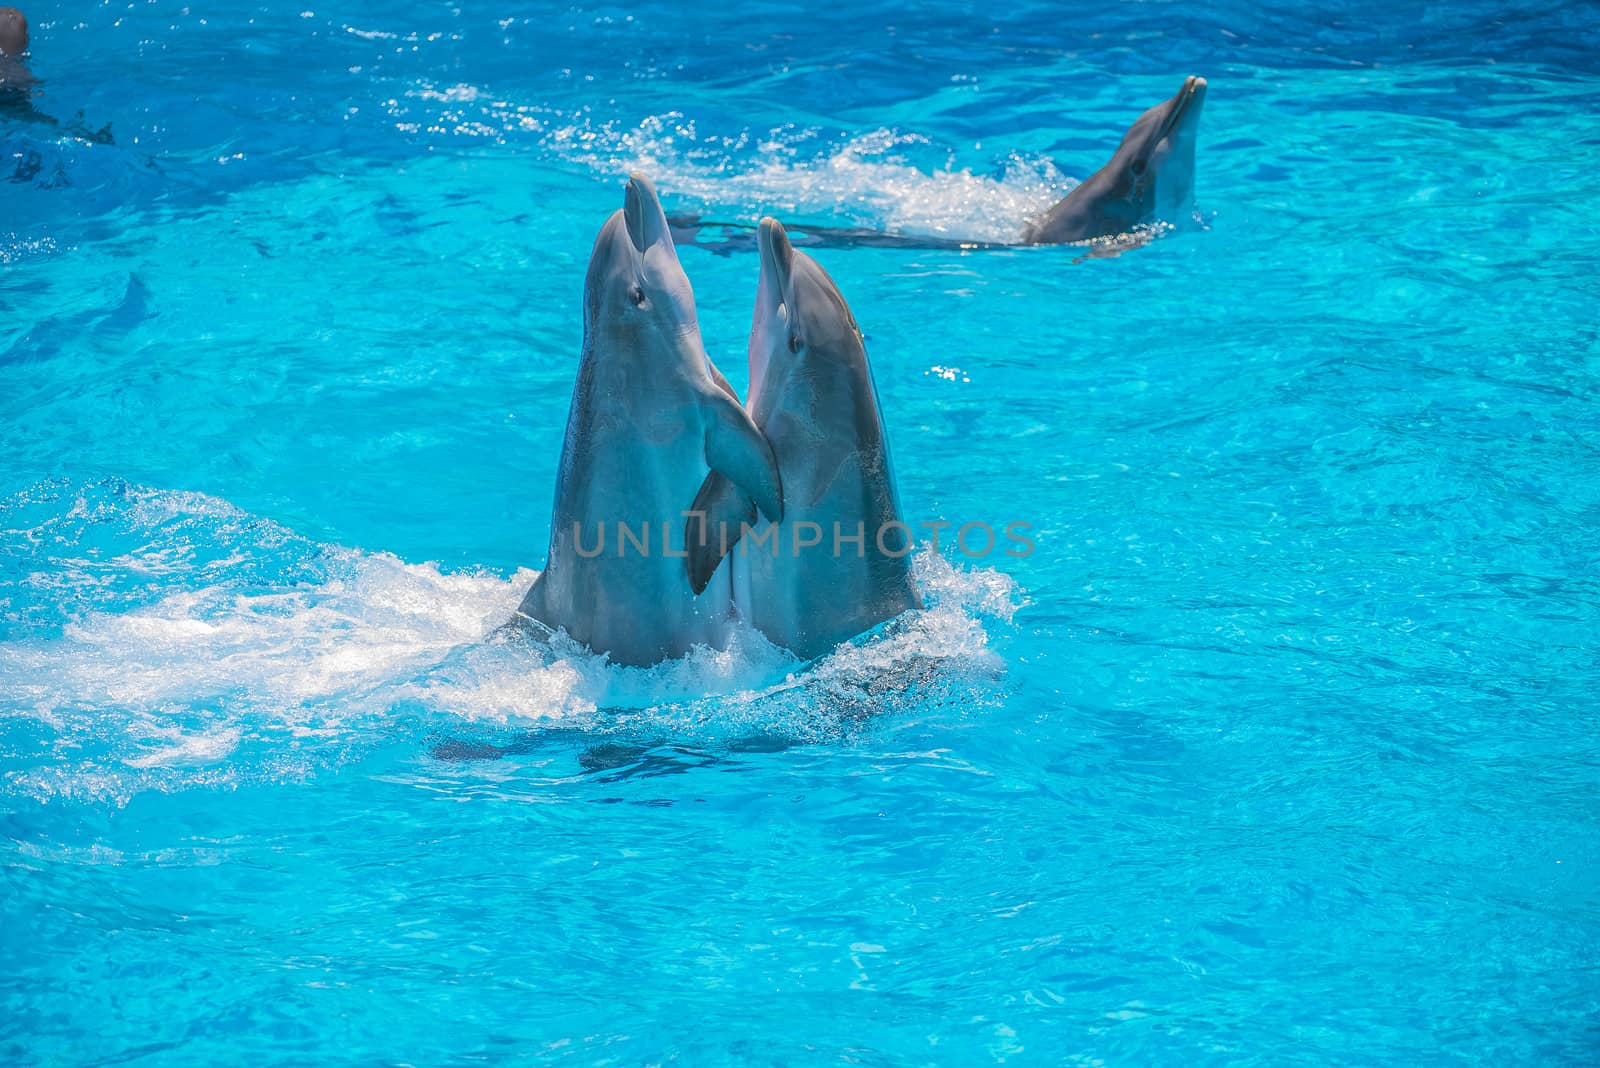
[4,2,1599,1063]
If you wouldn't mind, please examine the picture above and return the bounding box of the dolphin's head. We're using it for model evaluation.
[0,7,28,57]
[1100,75,1207,226]
[1028,75,1207,242]
[583,172,699,346]
[748,217,863,408]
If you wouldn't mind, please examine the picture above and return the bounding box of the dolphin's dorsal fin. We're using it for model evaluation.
[700,386,783,527]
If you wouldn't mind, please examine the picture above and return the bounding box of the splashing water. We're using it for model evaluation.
[383,87,1075,242]
[565,116,1074,242]
[0,480,1018,805]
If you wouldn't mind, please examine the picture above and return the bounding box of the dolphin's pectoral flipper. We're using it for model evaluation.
[513,570,545,620]
[702,387,783,524]
[685,471,756,595]
[707,362,742,403]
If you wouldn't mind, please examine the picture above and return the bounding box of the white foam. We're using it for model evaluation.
[5,554,525,715]
[383,88,1073,243]
[557,114,1073,244]
[124,727,241,768]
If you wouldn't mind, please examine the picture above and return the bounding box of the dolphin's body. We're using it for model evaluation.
[515,173,783,667]
[1022,76,1208,245]
[688,219,920,661]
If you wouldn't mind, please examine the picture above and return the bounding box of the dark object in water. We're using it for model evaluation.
[0,6,28,57]
[0,9,115,143]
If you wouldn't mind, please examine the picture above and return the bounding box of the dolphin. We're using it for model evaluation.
[662,77,1206,254]
[687,218,921,661]
[514,173,783,667]
[1021,75,1208,245]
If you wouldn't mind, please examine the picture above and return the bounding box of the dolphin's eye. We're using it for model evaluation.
[788,334,802,354]
[630,285,647,308]
[1131,159,1147,176]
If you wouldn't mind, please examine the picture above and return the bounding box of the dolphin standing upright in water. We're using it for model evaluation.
[515,173,783,667]
[1022,76,1208,245]
[687,218,921,661]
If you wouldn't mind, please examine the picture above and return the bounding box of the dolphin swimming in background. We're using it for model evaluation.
[1022,76,1208,245]
[665,76,1207,255]
[687,218,921,661]
[515,173,783,667]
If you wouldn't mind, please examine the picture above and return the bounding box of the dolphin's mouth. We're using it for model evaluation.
[1158,75,1207,141]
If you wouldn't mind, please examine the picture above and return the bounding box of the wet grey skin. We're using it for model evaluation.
[687,218,921,661]
[1022,75,1208,245]
[515,173,783,667]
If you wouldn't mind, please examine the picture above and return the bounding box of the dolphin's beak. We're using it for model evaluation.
[1159,76,1207,140]
[757,217,795,300]
[623,172,669,254]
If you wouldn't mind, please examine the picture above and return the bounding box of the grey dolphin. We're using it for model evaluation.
[515,173,783,667]
[1022,75,1207,245]
[687,218,921,661]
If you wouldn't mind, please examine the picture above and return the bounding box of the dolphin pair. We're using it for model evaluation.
[515,174,917,665]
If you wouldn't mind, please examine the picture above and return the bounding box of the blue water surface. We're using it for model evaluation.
[4,1,1600,1063]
